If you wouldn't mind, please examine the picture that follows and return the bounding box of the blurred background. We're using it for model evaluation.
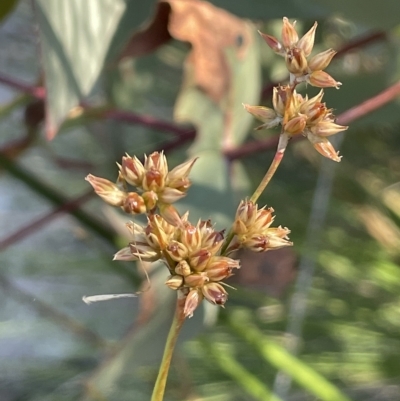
[1,1,400,400]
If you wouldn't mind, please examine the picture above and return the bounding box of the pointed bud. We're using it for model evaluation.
[159,187,186,204]
[189,249,212,272]
[311,121,348,137]
[165,275,183,290]
[281,17,298,48]
[297,21,317,57]
[273,86,289,116]
[284,114,307,135]
[85,174,126,206]
[206,257,240,281]
[122,192,146,214]
[129,242,160,261]
[175,260,192,277]
[184,272,209,287]
[202,282,228,306]
[184,289,203,318]
[113,246,136,261]
[243,104,280,130]
[142,190,158,211]
[158,203,182,227]
[258,31,285,56]
[308,70,342,89]
[285,48,308,76]
[308,49,337,72]
[120,155,144,187]
[166,240,189,262]
[144,151,168,176]
[166,158,197,189]
[306,132,342,162]
[180,223,201,253]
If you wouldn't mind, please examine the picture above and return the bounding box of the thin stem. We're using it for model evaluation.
[249,145,286,204]
[151,294,186,401]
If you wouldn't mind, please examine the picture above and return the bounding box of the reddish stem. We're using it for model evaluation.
[0,190,93,251]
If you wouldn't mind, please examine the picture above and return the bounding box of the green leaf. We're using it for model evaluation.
[228,309,352,401]
[0,0,18,22]
[35,0,153,139]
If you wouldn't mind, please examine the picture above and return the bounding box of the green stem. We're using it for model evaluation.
[221,140,287,255]
[249,147,285,204]
[151,294,186,401]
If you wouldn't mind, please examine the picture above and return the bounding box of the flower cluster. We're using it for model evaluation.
[260,17,340,88]
[86,152,292,318]
[114,213,239,318]
[232,200,292,252]
[244,17,348,162]
[86,152,196,225]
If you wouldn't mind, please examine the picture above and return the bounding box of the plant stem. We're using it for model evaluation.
[249,146,286,204]
[151,293,186,401]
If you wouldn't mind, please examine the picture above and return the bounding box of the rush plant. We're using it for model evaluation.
[85,17,348,401]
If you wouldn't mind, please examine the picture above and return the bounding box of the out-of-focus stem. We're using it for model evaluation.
[151,294,186,401]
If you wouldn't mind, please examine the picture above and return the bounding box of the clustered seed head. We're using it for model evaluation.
[259,17,340,88]
[244,17,348,162]
[114,212,240,318]
[232,200,292,252]
[85,151,197,225]
[87,153,292,318]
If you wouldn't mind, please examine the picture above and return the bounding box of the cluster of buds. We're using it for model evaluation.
[114,212,240,318]
[232,200,292,252]
[244,87,347,161]
[86,152,196,225]
[260,17,340,88]
[244,17,348,162]
[86,152,292,317]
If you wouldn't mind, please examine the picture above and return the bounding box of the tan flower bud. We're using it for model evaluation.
[166,158,197,189]
[304,103,327,125]
[206,257,240,281]
[285,48,308,76]
[85,174,126,206]
[306,132,342,162]
[158,203,182,227]
[297,21,317,57]
[165,275,183,290]
[243,104,280,130]
[122,192,146,214]
[166,240,189,262]
[281,17,298,48]
[180,223,201,253]
[184,288,203,318]
[284,114,307,135]
[311,120,348,137]
[235,200,257,228]
[129,241,160,261]
[144,151,168,176]
[184,272,209,287]
[202,282,228,306]
[120,155,144,187]
[175,260,191,277]
[141,190,158,211]
[143,169,164,192]
[258,31,285,56]
[113,246,136,261]
[159,187,186,204]
[189,249,212,272]
[308,70,342,89]
[272,86,289,116]
[308,49,337,72]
